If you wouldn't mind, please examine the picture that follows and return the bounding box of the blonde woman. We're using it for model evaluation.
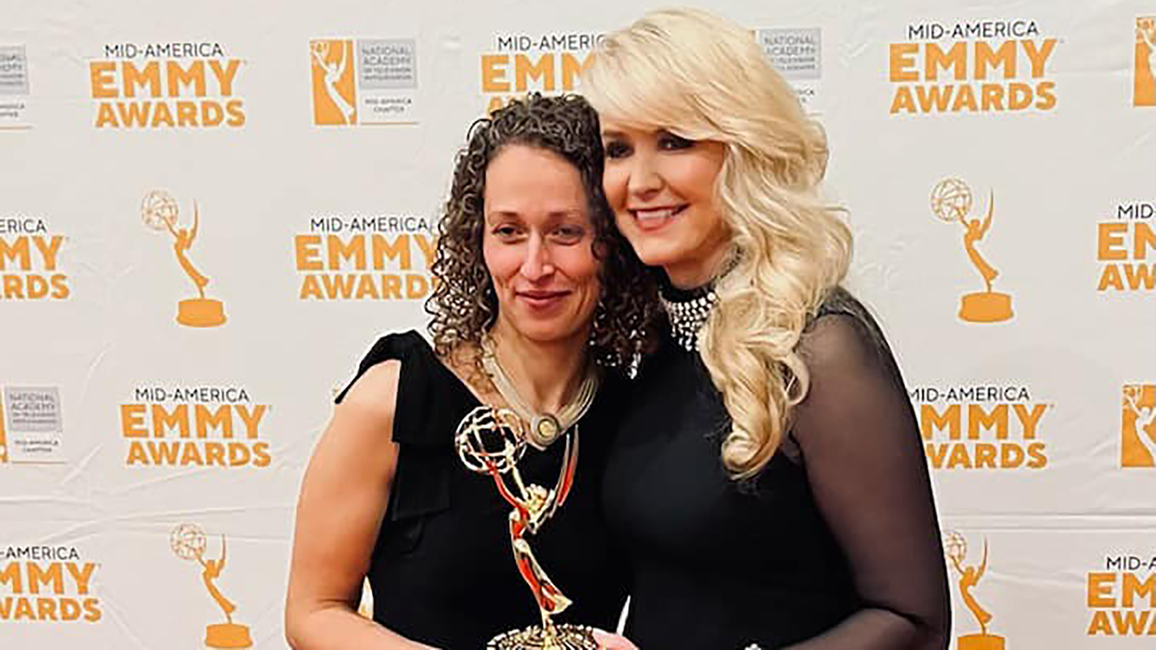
[583,9,950,650]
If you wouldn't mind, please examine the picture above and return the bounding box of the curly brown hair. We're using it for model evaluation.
[426,93,657,370]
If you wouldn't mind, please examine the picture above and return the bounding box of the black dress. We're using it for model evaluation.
[337,331,628,650]
[602,288,950,649]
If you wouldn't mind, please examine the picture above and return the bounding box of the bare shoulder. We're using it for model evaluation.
[287,361,404,634]
[297,360,402,508]
[333,360,402,433]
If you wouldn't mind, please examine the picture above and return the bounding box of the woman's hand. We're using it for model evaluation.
[592,628,640,650]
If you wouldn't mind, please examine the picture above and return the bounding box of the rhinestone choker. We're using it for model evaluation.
[659,281,718,352]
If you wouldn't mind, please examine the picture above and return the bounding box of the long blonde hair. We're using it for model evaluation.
[584,8,853,478]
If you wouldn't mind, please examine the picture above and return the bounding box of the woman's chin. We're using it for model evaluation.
[506,319,584,345]
[635,248,681,272]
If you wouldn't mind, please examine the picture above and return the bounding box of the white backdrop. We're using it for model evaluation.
[1,0,1154,648]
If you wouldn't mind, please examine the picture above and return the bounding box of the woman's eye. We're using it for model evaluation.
[493,225,521,239]
[552,227,585,243]
[659,132,695,150]
[604,141,631,158]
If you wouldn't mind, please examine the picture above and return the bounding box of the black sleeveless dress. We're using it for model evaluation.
[602,288,950,649]
[336,331,628,649]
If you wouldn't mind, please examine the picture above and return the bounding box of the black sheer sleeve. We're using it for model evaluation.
[784,295,951,650]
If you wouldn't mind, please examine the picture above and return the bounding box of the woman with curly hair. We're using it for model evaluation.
[583,9,951,650]
[285,94,654,650]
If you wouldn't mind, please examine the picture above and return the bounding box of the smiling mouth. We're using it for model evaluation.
[630,205,687,231]
[516,290,570,306]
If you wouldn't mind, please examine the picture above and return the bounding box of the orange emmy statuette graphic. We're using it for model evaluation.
[931,179,1013,323]
[141,190,226,327]
[1136,17,1156,106]
[945,531,1005,650]
[1121,384,1156,467]
[310,40,357,125]
[171,524,252,648]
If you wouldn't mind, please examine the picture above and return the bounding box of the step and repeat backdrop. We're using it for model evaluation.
[1,0,1154,648]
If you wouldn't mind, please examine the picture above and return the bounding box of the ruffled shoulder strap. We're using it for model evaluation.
[337,330,466,520]
[336,330,472,448]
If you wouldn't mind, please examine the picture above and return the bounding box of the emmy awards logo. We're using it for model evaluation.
[1122,385,1156,467]
[171,524,252,649]
[0,403,8,463]
[455,406,596,650]
[1136,17,1156,107]
[141,190,226,328]
[310,40,357,125]
[931,179,1013,323]
[945,531,1005,650]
